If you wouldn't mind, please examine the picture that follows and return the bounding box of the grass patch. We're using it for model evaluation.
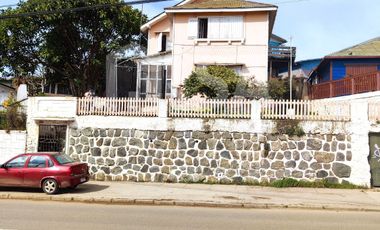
[270,178,364,189]
[179,177,366,189]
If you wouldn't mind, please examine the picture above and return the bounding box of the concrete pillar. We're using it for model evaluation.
[158,99,168,118]
[349,99,371,187]
[251,100,263,133]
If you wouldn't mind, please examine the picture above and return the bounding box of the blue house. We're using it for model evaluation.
[309,37,380,99]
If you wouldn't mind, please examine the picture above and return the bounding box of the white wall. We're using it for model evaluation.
[0,131,27,164]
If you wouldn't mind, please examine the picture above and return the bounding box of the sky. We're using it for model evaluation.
[1,0,380,61]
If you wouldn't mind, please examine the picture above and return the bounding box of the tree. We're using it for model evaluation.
[0,0,146,96]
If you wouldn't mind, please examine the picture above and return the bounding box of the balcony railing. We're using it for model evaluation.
[269,46,296,59]
[311,71,380,99]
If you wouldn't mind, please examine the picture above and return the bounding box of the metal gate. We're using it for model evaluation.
[369,133,380,187]
[38,125,67,152]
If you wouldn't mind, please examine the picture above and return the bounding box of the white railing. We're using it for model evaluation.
[77,97,159,117]
[77,97,353,121]
[261,99,351,121]
[168,99,252,119]
[369,101,380,123]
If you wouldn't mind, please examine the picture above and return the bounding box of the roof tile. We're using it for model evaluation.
[166,0,277,10]
[328,37,380,57]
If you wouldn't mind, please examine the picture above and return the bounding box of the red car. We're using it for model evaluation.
[0,153,89,194]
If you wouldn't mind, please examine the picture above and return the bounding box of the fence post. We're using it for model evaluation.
[251,100,263,132]
[158,99,168,118]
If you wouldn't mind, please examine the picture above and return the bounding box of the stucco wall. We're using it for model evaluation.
[171,12,269,87]
[0,130,27,164]
[147,18,172,56]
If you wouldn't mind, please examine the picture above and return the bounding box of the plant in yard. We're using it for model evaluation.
[183,68,229,99]
[1,93,26,132]
[267,78,289,99]
[274,119,305,137]
[184,66,268,99]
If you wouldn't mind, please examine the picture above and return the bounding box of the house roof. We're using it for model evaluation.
[270,34,287,44]
[308,37,380,82]
[165,0,277,10]
[141,0,277,32]
[327,37,380,58]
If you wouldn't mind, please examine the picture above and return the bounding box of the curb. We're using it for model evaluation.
[1,194,380,212]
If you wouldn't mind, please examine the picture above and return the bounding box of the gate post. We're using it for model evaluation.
[349,100,371,187]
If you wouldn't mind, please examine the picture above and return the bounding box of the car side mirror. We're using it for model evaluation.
[0,164,7,169]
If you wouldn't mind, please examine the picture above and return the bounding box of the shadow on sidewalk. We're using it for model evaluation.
[63,183,109,194]
[0,183,109,195]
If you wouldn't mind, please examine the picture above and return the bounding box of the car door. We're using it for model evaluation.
[0,155,29,186]
[23,155,52,187]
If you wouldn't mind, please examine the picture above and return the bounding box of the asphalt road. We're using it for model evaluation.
[0,200,378,230]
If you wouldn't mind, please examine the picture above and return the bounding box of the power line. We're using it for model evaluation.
[274,0,311,4]
[0,0,172,19]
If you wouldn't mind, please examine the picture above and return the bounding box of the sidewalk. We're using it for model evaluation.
[1,181,380,212]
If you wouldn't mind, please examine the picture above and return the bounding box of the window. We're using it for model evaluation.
[188,16,244,40]
[161,34,167,52]
[138,65,172,98]
[157,33,169,53]
[54,154,75,165]
[28,156,47,168]
[198,18,208,39]
[6,156,28,168]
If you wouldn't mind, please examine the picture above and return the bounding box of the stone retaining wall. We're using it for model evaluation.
[68,128,353,184]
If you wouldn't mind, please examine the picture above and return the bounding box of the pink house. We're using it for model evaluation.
[136,0,279,98]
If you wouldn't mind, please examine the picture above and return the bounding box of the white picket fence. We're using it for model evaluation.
[168,99,252,119]
[368,101,380,122]
[77,97,159,117]
[261,99,351,121]
[77,97,352,121]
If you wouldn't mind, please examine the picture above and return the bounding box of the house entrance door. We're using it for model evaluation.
[369,133,380,187]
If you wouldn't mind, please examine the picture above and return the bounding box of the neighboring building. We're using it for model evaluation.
[136,0,280,98]
[309,37,380,99]
[0,81,15,110]
[279,58,321,80]
[268,34,296,80]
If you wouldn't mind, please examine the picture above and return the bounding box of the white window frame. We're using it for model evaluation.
[188,16,245,43]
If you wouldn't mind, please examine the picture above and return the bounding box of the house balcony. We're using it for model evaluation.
[310,71,380,99]
[268,46,296,60]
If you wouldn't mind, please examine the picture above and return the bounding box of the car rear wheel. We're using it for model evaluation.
[42,179,59,195]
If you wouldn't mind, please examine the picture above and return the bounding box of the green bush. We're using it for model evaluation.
[183,66,268,99]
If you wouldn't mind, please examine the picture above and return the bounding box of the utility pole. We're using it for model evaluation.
[289,36,293,100]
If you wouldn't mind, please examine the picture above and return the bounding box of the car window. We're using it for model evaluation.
[54,154,75,165]
[27,156,47,168]
[6,156,29,168]
[48,158,54,167]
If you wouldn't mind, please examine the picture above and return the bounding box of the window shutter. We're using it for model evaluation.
[208,17,220,39]
[188,18,198,39]
[219,17,230,39]
[157,32,163,52]
[229,16,243,39]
